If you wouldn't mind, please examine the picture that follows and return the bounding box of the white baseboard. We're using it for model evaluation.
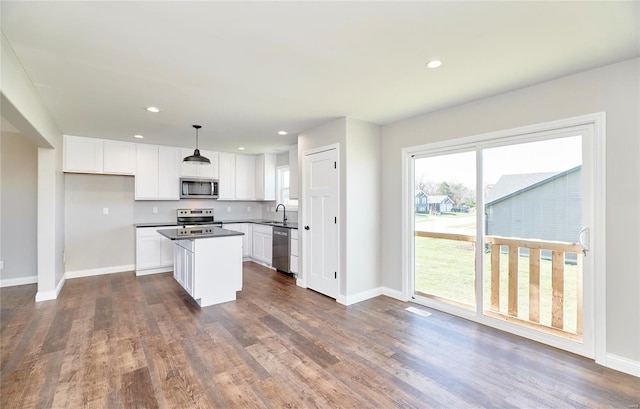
[35,274,66,302]
[66,264,135,279]
[337,287,383,306]
[0,275,37,288]
[135,266,173,276]
[382,286,406,301]
[606,353,640,377]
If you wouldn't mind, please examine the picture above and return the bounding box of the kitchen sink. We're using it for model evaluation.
[261,221,287,226]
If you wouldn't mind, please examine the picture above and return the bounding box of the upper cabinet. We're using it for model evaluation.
[255,153,276,201]
[218,152,236,200]
[64,135,278,202]
[180,148,219,179]
[64,135,135,175]
[235,154,255,200]
[135,144,181,200]
[289,144,299,199]
[218,153,263,201]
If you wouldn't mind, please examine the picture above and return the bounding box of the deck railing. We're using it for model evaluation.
[415,231,583,339]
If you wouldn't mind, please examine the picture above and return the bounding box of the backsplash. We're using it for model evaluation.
[134,200,264,223]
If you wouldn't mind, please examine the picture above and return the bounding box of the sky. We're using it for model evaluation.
[414,136,582,189]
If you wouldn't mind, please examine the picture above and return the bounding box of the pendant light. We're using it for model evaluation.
[183,124,211,164]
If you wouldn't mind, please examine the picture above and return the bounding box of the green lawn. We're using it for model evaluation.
[415,236,579,334]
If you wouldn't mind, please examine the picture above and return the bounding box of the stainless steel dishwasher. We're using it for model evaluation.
[272,226,290,273]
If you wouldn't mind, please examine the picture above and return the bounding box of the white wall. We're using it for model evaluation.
[345,118,381,297]
[298,117,382,302]
[64,174,135,273]
[380,58,640,364]
[0,132,38,285]
[1,32,64,300]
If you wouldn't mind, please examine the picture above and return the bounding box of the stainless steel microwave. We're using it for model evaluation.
[180,178,219,199]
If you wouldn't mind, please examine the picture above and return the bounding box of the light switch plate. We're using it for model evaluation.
[103,207,109,215]
[152,207,158,214]
[0,261,4,269]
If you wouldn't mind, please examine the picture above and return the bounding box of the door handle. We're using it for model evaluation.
[304,226,310,230]
[577,227,589,256]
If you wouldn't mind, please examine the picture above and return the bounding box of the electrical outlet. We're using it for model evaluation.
[227,207,231,213]
[103,207,109,215]
[247,206,251,212]
[152,207,158,214]
[0,261,4,269]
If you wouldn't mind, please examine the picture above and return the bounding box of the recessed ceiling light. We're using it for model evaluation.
[134,134,144,139]
[145,106,160,113]
[238,147,245,151]
[278,131,288,135]
[426,59,442,69]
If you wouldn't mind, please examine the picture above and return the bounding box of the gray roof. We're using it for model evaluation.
[427,195,453,204]
[485,166,581,206]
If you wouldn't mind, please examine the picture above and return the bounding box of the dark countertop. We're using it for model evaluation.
[157,226,244,240]
[221,220,299,229]
[135,220,298,229]
[134,222,180,228]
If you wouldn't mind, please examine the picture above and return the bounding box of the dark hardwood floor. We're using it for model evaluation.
[1,262,638,408]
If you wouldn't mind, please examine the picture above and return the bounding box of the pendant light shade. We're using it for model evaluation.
[183,124,211,165]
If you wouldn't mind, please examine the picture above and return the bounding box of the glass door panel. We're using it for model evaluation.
[482,136,583,337]
[413,151,477,309]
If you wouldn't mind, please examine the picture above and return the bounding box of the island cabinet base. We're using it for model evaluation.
[173,235,243,307]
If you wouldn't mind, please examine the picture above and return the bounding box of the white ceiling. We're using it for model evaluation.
[1,1,638,154]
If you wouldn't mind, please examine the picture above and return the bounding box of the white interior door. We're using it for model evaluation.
[303,148,339,299]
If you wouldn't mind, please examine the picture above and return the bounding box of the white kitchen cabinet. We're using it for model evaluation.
[255,153,276,201]
[290,228,299,274]
[180,148,219,179]
[135,144,181,200]
[64,135,137,175]
[218,152,236,200]
[173,239,195,296]
[235,154,255,200]
[136,226,175,275]
[64,135,103,173]
[218,152,255,200]
[134,144,159,199]
[103,140,136,174]
[171,236,243,307]
[289,144,299,199]
[251,224,272,266]
[158,146,181,199]
[223,223,252,259]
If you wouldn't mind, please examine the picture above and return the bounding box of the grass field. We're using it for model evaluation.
[414,235,579,334]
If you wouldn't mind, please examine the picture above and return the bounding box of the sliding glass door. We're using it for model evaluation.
[410,120,597,356]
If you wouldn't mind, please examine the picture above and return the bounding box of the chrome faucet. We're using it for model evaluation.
[275,203,287,225]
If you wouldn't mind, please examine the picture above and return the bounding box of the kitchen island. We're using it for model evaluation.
[158,226,244,307]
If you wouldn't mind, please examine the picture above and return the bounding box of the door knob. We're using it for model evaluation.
[304,226,310,230]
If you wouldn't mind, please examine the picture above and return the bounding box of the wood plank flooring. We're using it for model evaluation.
[1,262,638,408]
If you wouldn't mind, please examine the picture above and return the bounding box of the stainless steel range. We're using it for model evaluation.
[176,208,222,228]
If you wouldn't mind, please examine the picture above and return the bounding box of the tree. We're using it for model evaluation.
[436,182,452,198]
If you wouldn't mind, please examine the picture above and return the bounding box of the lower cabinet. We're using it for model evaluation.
[251,224,273,266]
[136,226,175,275]
[172,236,243,307]
[290,228,299,274]
[173,239,195,296]
[222,223,252,259]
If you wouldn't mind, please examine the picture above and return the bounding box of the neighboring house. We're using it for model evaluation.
[415,192,455,213]
[485,166,582,259]
[415,190,428,212]
[428,195,454,213]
